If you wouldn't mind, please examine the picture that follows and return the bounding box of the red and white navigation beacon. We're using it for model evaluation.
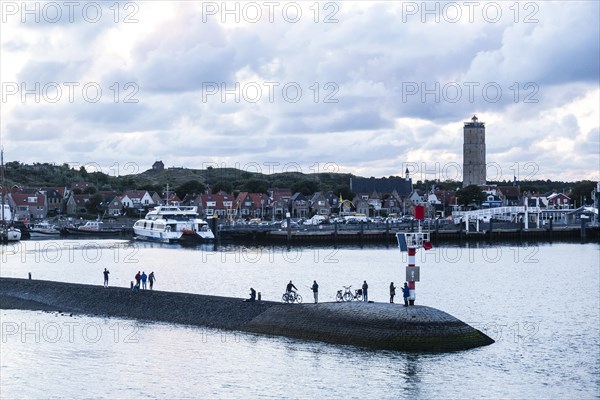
[396,205,433,305]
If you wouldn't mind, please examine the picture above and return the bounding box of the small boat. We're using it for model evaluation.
[1,226,21,242]
[1,149,20,243]
[64,220,122,236]
[28,221,61,238]
[133,205,214,243]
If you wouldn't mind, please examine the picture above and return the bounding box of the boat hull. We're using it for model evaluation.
[28,231,61,238]
[180,231,215,245]
[133,227,183,244]
[64,227,122,236]
[1,228,21,242]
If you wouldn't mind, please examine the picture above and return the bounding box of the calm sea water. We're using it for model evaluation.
[1,239,599,399]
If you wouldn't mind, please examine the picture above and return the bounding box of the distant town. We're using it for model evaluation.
[1,159,598,225]
[1,117,598,228]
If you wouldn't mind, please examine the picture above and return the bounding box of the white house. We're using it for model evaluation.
[121,190,154,208]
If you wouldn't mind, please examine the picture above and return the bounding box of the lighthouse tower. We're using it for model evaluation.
[463,115,486,187]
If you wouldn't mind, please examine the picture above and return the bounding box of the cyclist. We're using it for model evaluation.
[286,280,298,296]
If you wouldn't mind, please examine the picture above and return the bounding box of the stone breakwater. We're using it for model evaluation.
[0,278,494,352]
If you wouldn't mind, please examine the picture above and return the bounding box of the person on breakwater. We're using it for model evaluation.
[389,282,396,303]
[141,272,147,290]
[402,282,410,307]
[362,281,369,302]
[246,288,256,302]
[311,280,319,303]
[135,271,141,287]
[286,281,298,296]
[103,268,110,288]
[148,272,156,290]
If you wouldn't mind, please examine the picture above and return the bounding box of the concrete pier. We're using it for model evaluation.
[0,278,494,352]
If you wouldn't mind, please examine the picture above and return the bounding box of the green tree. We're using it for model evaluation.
[456,185,485,207]
[176,180,206,198]
[291,180,319,195]
[85,194,103,215]
[569,180,596,207]
[334,184,353,200]
[242,179,268,193]
[212,181,233,194]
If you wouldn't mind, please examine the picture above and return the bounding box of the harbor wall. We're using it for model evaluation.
[217,225,599,245]
[0,278,493,352]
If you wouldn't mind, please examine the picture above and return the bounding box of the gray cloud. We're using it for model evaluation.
[1,1,597,181]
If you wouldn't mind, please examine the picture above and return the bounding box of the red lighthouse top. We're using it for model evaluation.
[471,115,478,121]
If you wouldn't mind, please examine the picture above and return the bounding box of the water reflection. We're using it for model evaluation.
[1,241,599,399]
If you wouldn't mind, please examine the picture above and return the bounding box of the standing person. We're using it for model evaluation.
[389,282,396,303]
[135,271,141,287]
[402,282,410,307]
[103,268,110,288]
[311,280,319,304]
[362,280,369,302]
[148,272,156,290]
[141,271,147,290]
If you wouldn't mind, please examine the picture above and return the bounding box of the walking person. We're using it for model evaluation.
[402,282,410,307]
[103,268,110,288]
[389,282,396,303]
[362,280,369,302]
[148,271,156,290]
[135,271,141,287]
[311,280,319,304]
[141,271,148,290]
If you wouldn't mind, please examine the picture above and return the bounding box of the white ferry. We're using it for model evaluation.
[133,206,214,244]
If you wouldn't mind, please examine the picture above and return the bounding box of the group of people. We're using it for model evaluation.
[389,282,411,306]
[133,271,156,290]
[102,268,156,291]
[277,279,411,306]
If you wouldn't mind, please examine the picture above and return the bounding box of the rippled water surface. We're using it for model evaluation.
[1,240,599,398]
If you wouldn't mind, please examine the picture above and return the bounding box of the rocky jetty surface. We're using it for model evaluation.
[0,278,494,352]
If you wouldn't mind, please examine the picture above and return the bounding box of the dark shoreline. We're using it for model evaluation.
[1,277,494,352]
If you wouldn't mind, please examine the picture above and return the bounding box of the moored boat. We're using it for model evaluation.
[1,149,20,243]
[64,220,122,236]
[1,226,21,242]
[133,206,214,243]
[28,221,61,238]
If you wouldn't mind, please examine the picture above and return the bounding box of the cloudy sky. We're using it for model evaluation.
[1,1,598,182]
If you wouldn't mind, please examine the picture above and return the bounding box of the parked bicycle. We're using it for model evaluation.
[336,285,362,302]
[281,291,303,304]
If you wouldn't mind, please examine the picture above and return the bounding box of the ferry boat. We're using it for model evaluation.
[28,221,61,238]
[133,206,214,244]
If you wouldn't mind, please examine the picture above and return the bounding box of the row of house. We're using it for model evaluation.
[3,178,580,222]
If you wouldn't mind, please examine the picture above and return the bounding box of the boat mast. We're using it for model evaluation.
[1,147,5,224]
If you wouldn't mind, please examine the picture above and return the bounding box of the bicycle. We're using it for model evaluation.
[336,285,362,302]
[281,291,303,304]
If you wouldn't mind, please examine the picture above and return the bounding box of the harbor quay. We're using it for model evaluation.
[0,278,494,352]
[216,221,599,245]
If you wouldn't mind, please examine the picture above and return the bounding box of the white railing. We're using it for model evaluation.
[452,206,542,222]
